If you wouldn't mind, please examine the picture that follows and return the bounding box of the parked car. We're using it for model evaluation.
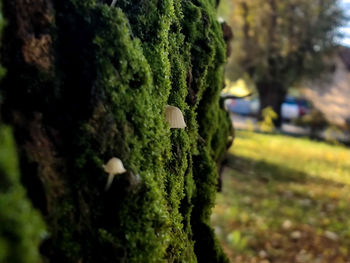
[281,97,301,120]
[225,98,251,115]
[282,96,312,121]
[225,96,312,120]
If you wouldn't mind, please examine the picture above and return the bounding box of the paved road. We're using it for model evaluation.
[230,113,350,144]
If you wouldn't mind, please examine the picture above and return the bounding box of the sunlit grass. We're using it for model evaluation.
[212,131,350,263]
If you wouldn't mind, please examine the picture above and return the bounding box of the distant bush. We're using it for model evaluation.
[294,109,328,138]
[259,107,277,133]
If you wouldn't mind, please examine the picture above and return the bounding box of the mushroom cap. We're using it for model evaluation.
[103,157,126,175]
[165,105,186,129]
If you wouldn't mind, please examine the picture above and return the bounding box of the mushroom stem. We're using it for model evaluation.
[105,173,115,191]
[110,0,117,7]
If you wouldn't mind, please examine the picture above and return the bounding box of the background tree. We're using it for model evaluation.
[0,0,232,262]
[222,0,345,125]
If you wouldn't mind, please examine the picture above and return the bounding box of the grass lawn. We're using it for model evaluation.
[212,130,350,263]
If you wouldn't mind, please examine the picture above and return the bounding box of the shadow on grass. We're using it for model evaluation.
[212,132,350,262]
[224,153,345,188]
[213,153,350,262]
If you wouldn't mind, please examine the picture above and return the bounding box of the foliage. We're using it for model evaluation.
[0,0,231,262]
[258,106,277,132]
[295,108,329,138]
[324,125,345,145]
[219,0,345,122]
[212,130,350,262]
[224,0,345,86]
[0,125,46,263]
[226,230,248,251]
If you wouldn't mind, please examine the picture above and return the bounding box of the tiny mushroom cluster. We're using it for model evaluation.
[103,105,185,191]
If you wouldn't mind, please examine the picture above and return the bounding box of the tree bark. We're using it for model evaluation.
[0,1,231,262]
[257,81,287,127]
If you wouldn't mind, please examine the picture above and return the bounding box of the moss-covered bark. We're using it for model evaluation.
[0,3,46,262]
[0,0,231,262]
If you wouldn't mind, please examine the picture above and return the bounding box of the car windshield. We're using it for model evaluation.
[284,96,297,104]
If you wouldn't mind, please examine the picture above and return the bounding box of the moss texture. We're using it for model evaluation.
[0,125,46,263]
[0,0,231,262]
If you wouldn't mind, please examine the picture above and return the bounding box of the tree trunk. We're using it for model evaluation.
[0,1,231,262]
[257,81,287,127]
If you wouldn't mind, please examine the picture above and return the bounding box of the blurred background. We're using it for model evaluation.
[212,0,350,262]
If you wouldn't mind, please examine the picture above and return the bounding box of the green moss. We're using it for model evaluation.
[183,1,231,261]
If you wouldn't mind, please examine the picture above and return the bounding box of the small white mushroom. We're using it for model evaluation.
[103,157,126,190]
[165,105,186,129]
